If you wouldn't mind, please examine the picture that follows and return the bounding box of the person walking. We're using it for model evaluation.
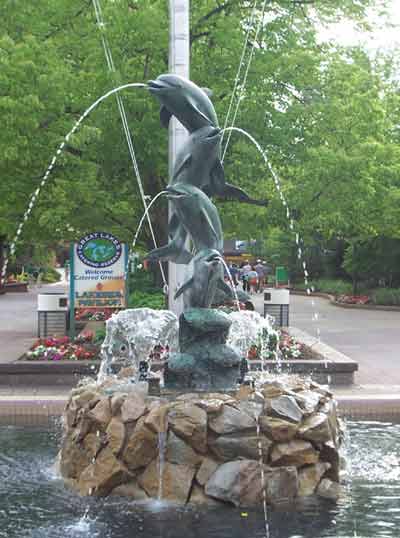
[247,266,259,294]
[240,260,252,292]
[228,263,239,286]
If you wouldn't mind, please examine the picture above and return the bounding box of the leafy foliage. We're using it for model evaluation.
[1,0,398,290]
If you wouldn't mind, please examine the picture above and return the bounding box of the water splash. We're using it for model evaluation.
[66,506,96,534]
[97,308,178,384]
[0,82,146,286]
[222,126,326,357]
[227,310,278,371]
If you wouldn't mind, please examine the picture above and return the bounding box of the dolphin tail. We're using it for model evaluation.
[209,160,268,206]
[218,182,268,207]
[146,244,193,264]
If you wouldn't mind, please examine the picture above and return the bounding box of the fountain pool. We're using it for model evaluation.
[1,420,399,538]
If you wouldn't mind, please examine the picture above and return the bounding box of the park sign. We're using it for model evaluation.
[70,232,128,310]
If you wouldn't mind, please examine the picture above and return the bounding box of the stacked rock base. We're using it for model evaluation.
[60,376,344,506]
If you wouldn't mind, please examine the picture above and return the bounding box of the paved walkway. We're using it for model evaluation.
[253,292,400,386]
[0,279,67,364]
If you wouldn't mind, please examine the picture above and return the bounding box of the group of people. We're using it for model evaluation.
[226,259,270,294]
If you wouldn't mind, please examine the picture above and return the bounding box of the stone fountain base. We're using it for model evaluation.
[59,376,344,506]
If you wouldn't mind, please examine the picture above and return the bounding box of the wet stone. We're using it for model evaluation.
[209,434,272,462]
[122,416,158,471]
[166,430,203,467]
[196,457,219,486]
[317,478,341,501]
[299,413,332,443]
[298,462,331,496]
[120,395,147,423]
[208,405,255,435]
[139,460,196,503]
[168,403,207,453]
[259,416,298,442]
[270,440,319,467]
[268,395,303,424]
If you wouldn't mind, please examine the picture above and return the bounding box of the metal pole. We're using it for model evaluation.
[168,0,189,315]
[69,243,76,339]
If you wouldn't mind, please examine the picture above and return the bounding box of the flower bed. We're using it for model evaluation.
[336,294,370,305]
[24,332,101,361]
[75,308,119,322]
[247,330,316,362]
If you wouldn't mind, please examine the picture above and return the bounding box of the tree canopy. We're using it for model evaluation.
[0,0,399,285]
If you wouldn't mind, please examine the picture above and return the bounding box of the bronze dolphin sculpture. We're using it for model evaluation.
[147,183,223,264]
[148,74,218,133]
[146,125,266,264]
[148,74,267,207]
[174,248,232,309]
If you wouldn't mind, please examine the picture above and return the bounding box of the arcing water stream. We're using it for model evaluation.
[0,82,147,286]
[221,126,325,354]
[131,191,167,252]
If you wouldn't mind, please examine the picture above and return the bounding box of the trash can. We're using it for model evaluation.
[37,293,69,337]
[263,288,289,327]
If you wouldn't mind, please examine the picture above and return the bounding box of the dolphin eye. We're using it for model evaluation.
[119,343,128,353]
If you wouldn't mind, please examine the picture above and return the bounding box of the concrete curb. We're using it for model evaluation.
[0,360,99,387]
[290,289,400,312]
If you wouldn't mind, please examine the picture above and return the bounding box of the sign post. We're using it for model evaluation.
[69,232,127,338]
[69,243,76,338]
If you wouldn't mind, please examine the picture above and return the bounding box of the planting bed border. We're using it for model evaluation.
[0,327,358,387]
[247,326,357,385]
[291,289,400,312]
[3,283,28,293]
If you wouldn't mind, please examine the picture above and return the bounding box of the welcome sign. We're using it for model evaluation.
[71,232,127,309]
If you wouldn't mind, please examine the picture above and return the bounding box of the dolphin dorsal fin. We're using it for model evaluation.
[160,105,172,129]
[174,277,194,299]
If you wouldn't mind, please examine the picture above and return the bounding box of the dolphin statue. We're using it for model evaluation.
[146,183,223,263]
[146,124,267,265]
[148,74,268,207]
[171,125,266,205]
[167,183,223,253]
[148,74,218,133]
[174,249,232,309]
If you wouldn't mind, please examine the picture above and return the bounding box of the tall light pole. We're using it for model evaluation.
[168,0,190,314]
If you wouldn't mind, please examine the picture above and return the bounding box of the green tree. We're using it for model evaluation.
[0,0,390,286]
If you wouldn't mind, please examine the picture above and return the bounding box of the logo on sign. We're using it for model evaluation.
[77,232,122,268]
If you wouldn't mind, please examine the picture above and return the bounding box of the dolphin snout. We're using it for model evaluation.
[147,80,164,91]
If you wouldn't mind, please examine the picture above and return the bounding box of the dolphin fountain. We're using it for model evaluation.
[58,74,344,514]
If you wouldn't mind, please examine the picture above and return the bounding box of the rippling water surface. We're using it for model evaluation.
[0,420,399,538]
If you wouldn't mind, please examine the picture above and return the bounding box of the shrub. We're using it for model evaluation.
[371,288,400,306]
[42,267,61,283]
[295,278,353,296]
[128,290,165,310]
